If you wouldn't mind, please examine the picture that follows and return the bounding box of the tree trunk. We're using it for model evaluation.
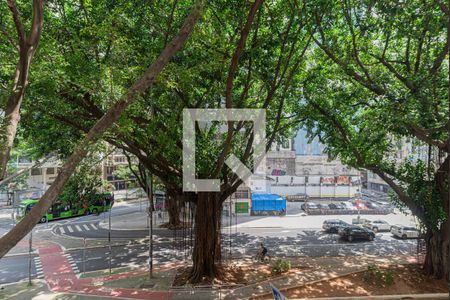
[0,1,203,259]
[189,192,222,283]
[166,191,182,229]
[423,223,449,280]
[0,0,44,180]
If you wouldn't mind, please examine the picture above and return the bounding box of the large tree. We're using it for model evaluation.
[0,0,44,181]
[23,0,311,282]
[300,0,449,279]
[0,0,203,258]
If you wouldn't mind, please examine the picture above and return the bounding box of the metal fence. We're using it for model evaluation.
[113,188,147,201]
[416,238,426,264]
[305,208,392,215]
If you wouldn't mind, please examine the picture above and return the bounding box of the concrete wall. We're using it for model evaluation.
[270,184,360,199]
[295,156,360,176]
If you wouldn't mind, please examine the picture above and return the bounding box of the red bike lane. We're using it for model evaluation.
[38,242,173,299]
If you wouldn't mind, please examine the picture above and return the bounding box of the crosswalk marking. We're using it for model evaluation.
[64,253,79,273]
[58,223,98,235]
[33,257,44,279]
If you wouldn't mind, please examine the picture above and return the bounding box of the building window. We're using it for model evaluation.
[281,139,290,150]
[46,168,55,175]
[18,156,32,163]
[114,156,126,163]
[234,191,249,199]
[30,168,42,176]
[106,167,115,175]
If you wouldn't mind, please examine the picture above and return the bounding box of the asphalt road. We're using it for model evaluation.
[0,254,42,285]
[0,202,419,285]
[0,226,418,285]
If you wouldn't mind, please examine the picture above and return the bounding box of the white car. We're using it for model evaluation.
[391,225,420,239]
[365,220,391,232]
[340,202,356,210]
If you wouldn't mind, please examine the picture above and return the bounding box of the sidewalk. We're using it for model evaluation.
[222,255,420,300]
[1,240,445,300]
[98,210,167,231]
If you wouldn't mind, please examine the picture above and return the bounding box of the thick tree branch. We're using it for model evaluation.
[0,0,44,180]
[212,0,263,178]
[6,0,26,47]
[370,168,426,222]
[434,0,449,15]
[0,0,203,258]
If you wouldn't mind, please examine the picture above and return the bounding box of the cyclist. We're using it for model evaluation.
[257,243,268,261]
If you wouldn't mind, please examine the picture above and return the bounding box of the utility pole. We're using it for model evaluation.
[28,230,32,286]
[108,200,112,275]
[229,198,232,261]
[83,236,86,275]
[148,173,153,279]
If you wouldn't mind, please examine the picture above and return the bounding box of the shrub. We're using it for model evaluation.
[385,270,395,285]
[363,264,395,286]
[272,259,291,274]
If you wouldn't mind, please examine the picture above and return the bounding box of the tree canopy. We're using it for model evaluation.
[0,0,448,281]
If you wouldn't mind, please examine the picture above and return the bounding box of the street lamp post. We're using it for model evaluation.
[83,236,86,275]
[148,173,153,279]
[108,203,112,275]
[28,230,32,286]
[229,198,232,261]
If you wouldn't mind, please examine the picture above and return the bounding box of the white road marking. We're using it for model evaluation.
[83,224,90,231]
[75,225,82,231]
[89,224,97,230]
[59,227,65,234]
[66,226,74,233]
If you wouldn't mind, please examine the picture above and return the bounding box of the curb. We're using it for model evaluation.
[0,278,46,288]
[245,269,367,300]
[287,293,449,300]
[4,251,38,258]
[247,262,425,300]
[235,226,283,229]
[97,220,168,231]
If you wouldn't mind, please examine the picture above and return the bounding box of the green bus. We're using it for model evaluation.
[17,192,114,223]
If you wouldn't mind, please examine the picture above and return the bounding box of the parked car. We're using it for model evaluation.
[301,202,318,211]
[365,201,379,209]
[316,203,328,210]
[364,220,391,232]
[391,225,420,239]
[340,202,356,210]
[322,219,350,233]
[340,226,375,242]
[352,217,370,227]
[371,200,391,208]
[328,203,344,210]
[354,202,367,210]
